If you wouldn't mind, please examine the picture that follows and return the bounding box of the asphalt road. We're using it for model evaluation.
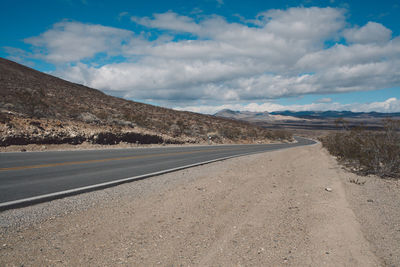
[0,137,315,209]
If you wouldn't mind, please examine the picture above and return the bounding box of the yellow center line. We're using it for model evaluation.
[0,148,237,172]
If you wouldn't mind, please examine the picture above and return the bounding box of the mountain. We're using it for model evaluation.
[270,110,400,119]
[215,108,400,135]
[215,109,400,123]
[215,109,305,122]
[0,58,287,148]
[215,109,271,122]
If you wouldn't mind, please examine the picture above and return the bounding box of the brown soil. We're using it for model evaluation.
[1,144,396,266]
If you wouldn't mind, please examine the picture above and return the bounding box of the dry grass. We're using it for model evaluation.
[348,178,366,186]
[320,119,400,179]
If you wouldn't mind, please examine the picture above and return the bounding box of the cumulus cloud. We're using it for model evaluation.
[296,39,400,71]
[24,21,133,63]
[10,7,400,112]
[131,12,202,34]
[343,22,392,44]
[260,7,345,43]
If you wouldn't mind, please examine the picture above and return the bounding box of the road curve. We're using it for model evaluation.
[0,137,315,210]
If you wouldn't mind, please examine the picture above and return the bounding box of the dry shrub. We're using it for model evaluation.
[272,130,293,141]
[218,127,241,139]
[16,88,48,118]
[0,112,11,124]
[321,119,400,178]
[348,178,366,185]
[264,129,293,141]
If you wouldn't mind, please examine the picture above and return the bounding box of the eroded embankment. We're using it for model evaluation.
[0,131,180,147]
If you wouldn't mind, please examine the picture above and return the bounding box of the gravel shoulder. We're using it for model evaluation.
[1,143,397,266]
[343,169,400,266]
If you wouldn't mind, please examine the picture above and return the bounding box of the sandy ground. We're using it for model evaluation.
[1,143,398,266]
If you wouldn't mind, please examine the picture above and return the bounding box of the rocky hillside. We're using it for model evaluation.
[0,58,289,148]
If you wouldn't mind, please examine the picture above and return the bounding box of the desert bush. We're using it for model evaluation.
[0,112,11,124]
[16,88,48,118]
[321,119,400,178]
[129,113,148,127]
[263,129,293,141]
[170,123,181,137]
[96,110,109,121]
[273,130,293,141]
[218,127,241,139]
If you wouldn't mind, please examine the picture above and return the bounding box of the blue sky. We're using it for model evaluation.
[1,0,400,113]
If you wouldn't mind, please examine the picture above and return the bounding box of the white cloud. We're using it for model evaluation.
[355,97,400,113]
[131,12,202,34]
[316,98,332,103]
[260,7,345,43]
[176,98,400,114]
[24,21,133,63]
[118,12,130,20]
[344,22,392,44]
[11,7,400,112]
[3,47,35,67]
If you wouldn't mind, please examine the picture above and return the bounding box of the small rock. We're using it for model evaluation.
[367,199,374,203]
[20,148,26,152]
[325,187,332,192]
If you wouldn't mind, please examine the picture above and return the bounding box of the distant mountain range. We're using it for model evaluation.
[214,109,271,121]
[215,109,400,122]
[270,110,400,119]
[215,109,306,122]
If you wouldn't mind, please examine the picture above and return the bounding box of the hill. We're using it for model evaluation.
[0,58,288,148]
[270,110,400,119]
[215,108,400,139]
[215,109,271,122]
[215,109,306,122]
[215,109,400,122]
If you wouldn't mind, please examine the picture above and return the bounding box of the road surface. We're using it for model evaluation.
[0,137,315,209]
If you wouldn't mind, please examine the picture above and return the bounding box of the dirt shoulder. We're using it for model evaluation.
[343,169,400,266]
[1,144,397,266]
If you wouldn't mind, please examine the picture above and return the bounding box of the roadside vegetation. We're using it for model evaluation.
[320,119,400,179]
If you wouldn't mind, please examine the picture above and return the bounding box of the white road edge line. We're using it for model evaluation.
[0,138,316,211]
[0,151,261,211]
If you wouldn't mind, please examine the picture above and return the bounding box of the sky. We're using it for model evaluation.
[1,0,400,114]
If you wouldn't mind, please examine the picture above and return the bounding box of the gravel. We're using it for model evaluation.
[0,156,232,231]
[1,144,398,266]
